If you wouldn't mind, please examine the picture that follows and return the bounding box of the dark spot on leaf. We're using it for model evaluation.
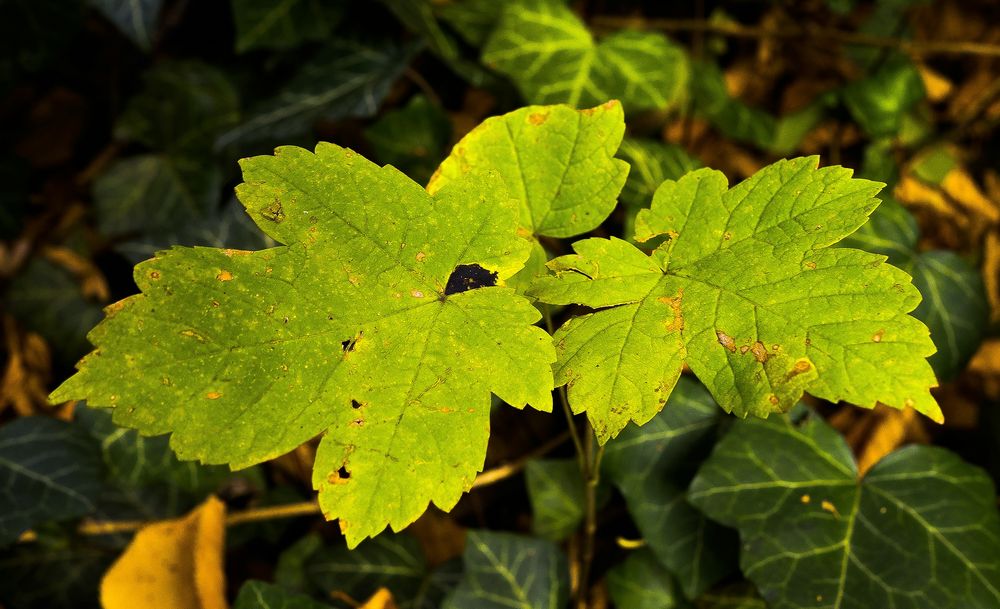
[351,400,361,409]
[261,200,285,223]
[337,466,350,479]
[342,332,361,352]
[445,264,497,295]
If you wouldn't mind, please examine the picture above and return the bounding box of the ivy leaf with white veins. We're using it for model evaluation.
[528,156,941,443]
[689,412,1000,609]
[51,143,555,547]
[482,0,687,111]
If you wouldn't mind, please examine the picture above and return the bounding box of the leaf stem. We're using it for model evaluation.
[576,423,605,609]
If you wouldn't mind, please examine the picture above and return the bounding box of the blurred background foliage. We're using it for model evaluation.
[1,0,999,608]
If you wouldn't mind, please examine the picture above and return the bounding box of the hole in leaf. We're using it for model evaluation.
[351,400,361,409]
[341,332,361,352]
[445,264,497,295]
[337,466,350,480]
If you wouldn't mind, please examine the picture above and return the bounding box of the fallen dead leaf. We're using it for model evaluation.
[0,316,54,417]
[918,63,953,102]
[984,231,1000,322]
[359,588,397,609]
[941,168,1000,224]
[100,496,228,609]
[968,339,1000,399]
[856,406,922,476]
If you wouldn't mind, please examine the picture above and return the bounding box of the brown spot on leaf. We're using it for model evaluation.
[261,200,285,223]
[211,300,220,308]
[723,231,733,240]
[657,289,684,331]
[739,345,750,354]
[717,331,737,352]
[872,329,885,342]
[528,111,549,125]
[415,252,426,262]
[789,359,812,378]
[206,392,222,400]
[805,261,817,270]
[750,341,770,363]
[411,290,425,298]
[148,270,161,280]
[216,270,233,282]
[180,329,206,342]
[769,394,780,405]
[223,249,251,257]
[105,300,128,316]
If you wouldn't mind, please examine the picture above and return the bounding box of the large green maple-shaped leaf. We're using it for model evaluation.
[482,0,687,111]
[51,143,555,546]
[689,412,1000,609]
[528,156,940,442]
[428,101,628,289]
[429,101,627,239]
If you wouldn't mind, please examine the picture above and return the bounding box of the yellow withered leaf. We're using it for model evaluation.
[101,496,227,609]
[359,588,397,609]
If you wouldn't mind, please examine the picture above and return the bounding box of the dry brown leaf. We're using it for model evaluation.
[359,588,397,609]
[43,245,110,302]
[968,339,1000,399]
[0,316,53,416]
[941,169,1000,224]
[856,407,921,476]
[984,231,1000,322]
[100,496,228,609]
[918,64,953,103]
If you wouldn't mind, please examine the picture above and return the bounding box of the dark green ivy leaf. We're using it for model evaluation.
[0,417,104,545]
[230,0,345,53]
[364,95,451,185]
[442,530,568,609]
[607,548,687,609]
[234,580,333,609]
[603,377,738,598]
[525,458,585,542]
[89,0,163,50]
[0,533,112,609]
[115,60,240,153]
[93,154,221,237]
[216,39,418,150]
[306,534,425,601]
[690,412,1000,609]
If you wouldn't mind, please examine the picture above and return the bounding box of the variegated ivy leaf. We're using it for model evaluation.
[482,0,688,111]
[51,143,555,546]
[529,156,940,442]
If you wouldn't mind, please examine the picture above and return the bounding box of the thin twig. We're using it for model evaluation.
[17,432,570,543]
[591,16,1000,58]
[575,424,605,609]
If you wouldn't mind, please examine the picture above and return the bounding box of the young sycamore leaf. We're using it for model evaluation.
[529,156,941,443]
[51,143,555,547]
[429,101,628,289]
